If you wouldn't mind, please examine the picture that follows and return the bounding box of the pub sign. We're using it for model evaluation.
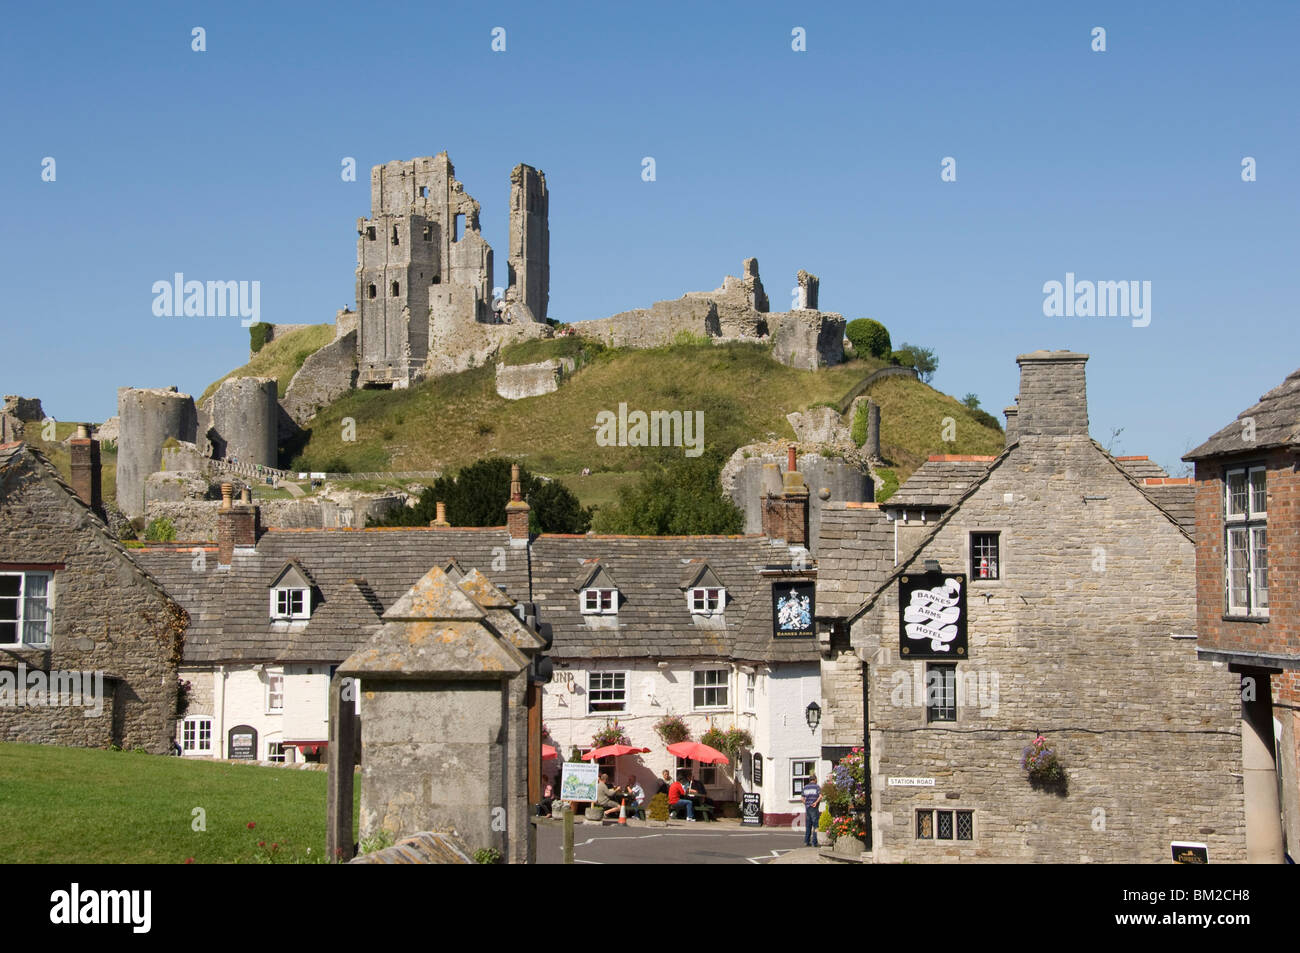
[773,581,815,638]
[898,572,967,659]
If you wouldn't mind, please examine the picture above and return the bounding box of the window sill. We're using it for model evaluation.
[1222,614,1269,623]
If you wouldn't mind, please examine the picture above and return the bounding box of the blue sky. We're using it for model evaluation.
[3,1,1297,473]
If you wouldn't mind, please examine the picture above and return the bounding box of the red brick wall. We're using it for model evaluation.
[1193,449,1300,659]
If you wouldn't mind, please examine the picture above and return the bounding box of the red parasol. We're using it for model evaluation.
[582,744,651,761]
[666,741,729,765]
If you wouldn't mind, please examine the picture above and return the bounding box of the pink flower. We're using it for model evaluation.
[247,822,256,829]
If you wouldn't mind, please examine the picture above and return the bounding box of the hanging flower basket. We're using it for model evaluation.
[1021,735,1067,790]
[653,714,690,746]
[591,719,630,748]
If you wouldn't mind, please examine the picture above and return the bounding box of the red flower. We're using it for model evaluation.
[247,822,256,829]
[258,841,265,847]
[271,842,279,849]
[184,857,194,864]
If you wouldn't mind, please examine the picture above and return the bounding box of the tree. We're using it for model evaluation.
[593,451,743,536]
[893,342,939,383]
[844,318,891,359]
[961,393,981,411]
[375,457,591,533]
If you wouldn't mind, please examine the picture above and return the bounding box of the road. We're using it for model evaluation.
[535,819,819,864]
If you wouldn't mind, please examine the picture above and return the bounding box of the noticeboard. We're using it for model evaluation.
[559,761,599,802]
[741,792,762,826]
[228,725,258,760]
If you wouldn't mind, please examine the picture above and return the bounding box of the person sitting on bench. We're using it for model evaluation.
[668,775,696,820]
[593,773,619,816]
[686,773,715,819]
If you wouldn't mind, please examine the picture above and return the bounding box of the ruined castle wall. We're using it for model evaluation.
[574,298,720,348]
[724,451,871,543]
[145,494,408,541]
[494,359,573,400]
[771,311,845,369]
[508,164,549,322]
[282,330,358,426]
[116,387,198,519]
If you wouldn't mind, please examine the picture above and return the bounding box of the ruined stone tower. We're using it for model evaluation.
[508,164,549,323]
[355,154,549,388]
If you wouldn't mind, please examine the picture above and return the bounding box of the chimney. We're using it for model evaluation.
[505,463,531,543]
[217,481,259,566]
[762,447,809,546]
[1002,401,1019,447]
[1015,351,1089,438]
[68,423,102,514]
[431,500,451,527]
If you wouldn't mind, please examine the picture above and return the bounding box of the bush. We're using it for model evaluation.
[144,518,176,542]
[845,319,891,359]
[647,793,670,822]
[248,322,272,354]
[474,847,503,864]
[818,809,832,833]
[593,450,743,536]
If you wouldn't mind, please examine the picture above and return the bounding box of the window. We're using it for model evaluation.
[422,224,432,241]
[419,185,429,198]
[971,532,1000,580]
[926,664,956,722]
[367,283,377,299]
[390,281,400,297]
[744,672,756,712]
[271,587,309,620]
[267,673,284,712]
[587,672,626,713]
[676,756,716,785]
[266,741,286,763]
[917,809,974,841]
[689,587,724,614]
[581,588,617,614]
[692,669,729,709]
[365,226,376,240]
[0,571,52,646]
[391,225,399,245]
[1225,466,1267,616]
[182,716,213,755]
[791,759,816,798]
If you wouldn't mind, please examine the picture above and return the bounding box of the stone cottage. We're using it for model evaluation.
[816,351,1248,862]
[0,441,185,752]
[1184,364,1300,862]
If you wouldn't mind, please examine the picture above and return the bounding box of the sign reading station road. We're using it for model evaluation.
[899,572,967,659]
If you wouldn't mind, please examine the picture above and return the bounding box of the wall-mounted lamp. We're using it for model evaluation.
[805,701,822,731]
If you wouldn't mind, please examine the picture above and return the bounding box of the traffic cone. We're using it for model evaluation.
[618,798,627,825]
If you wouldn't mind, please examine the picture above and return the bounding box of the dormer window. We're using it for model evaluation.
[581,588,617,614]
[271,587,309,620]
[269,562,314,621]
[689,587,724,614]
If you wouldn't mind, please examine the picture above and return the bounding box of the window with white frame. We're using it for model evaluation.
[182,715,213,755]
[587,671,627,713]
[689,587,724,614]
[581,588,617,614]
[270,587,309,620]
[692,669,729,709]
[1225,466,1268,616]
[266,741,287,763]
[744,672,756,712]
[791,759,817,798]
[0,571,52,646]
[266,673,284,712]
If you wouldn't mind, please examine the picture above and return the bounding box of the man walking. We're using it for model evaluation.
[802,770,822,847]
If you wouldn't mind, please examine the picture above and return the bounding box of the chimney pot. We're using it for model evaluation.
[432,500,451,527]
[221,482,234,510]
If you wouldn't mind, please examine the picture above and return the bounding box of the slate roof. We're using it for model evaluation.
[135,527,527,664]
[1114,456,1170,480]
[1184,366,1300,460]
[814,503,896,618]
[1139,481,1196,534]
[280,579,384,662]
[529,535,819,664]
[886,456,996,509]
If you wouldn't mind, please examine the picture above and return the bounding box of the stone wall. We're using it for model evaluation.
[145,493,407,541]
[203,377,278,467]
[282,330,358,426]
[722,449,872,545]
[770,310,845,370]
[494,358,573,400]
[0,448,183,752]
[573,297,720,349]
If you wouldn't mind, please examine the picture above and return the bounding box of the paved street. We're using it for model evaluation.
[535,819,820,864]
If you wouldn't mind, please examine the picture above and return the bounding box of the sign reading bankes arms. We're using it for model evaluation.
[899,572,967,658]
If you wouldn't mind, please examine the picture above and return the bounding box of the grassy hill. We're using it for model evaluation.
[199,323,335,403]
[281,339,1005,507]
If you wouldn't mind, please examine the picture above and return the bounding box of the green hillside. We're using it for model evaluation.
[200,324,335,403]
[280,340,1005,505]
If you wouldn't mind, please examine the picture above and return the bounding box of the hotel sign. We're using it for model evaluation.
[899,572,967,659]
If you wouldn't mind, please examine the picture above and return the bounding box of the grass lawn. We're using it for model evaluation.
[0,743,358,864]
